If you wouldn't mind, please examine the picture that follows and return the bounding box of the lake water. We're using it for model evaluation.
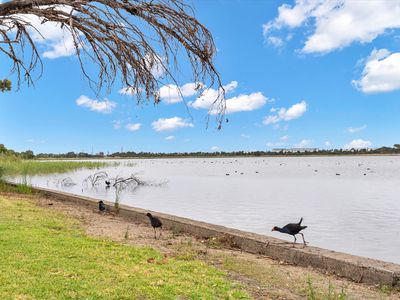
[13,156,400,264]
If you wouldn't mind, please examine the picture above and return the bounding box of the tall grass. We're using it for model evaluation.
[0,158,108,176]
[307,277,347,300]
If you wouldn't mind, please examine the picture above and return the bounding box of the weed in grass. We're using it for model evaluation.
[307,277,347,300]
[307,277,317,300]
[124,226,129,239]
[172,226,183,238]
[206,237,223,249]
[379,284,400,294]
[15,183,32,194]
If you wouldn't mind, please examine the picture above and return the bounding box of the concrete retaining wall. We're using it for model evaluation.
[29,186,400,287]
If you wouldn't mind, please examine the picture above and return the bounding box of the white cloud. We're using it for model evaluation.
[352,49,400,93]
[280,101,307,120]
[324,141,331,146]
[125,123,141,132]
[159,82,201,104]
[344,139,372,149]
[152,117,194,132]
[264,0,400,54]
[346,124,367,133]
[266,142,285,148]
[241,134,250,139]
[27,138,46,144]
[280,135,289,141]
[112,120,122,129]
[12,6,78,59]
[224,92,268,114]
[42,34,76,59]
[190,81,237,110]
[210,146,220,152]
[267,36,284,48]
[263,101,307,125]
[295,139,311,148]
[190,81,268,114]
[76,95,116,114]
[165,135,175,141]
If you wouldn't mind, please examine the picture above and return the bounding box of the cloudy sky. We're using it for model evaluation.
[1,0,400,154]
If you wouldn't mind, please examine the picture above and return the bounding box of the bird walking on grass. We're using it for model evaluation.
[146,213,162,239]
[272,217,308,247]
[98,200,106,212]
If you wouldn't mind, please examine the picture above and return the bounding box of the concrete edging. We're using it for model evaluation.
[28,186,400,287]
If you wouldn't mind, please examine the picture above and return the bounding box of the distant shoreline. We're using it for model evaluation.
[36,153,400,160]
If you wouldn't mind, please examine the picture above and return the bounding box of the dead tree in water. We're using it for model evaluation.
[83,171,108,187]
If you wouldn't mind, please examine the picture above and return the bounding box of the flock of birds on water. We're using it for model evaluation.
[93,159,387,243]
[47,157,395,250]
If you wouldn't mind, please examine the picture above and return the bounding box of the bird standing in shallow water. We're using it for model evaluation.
[272,217,308,247]
[98,200,106,213]
[146,213,162,239]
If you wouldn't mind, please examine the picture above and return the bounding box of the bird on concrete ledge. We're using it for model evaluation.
[146,213,162,239]
[272,217,308,247]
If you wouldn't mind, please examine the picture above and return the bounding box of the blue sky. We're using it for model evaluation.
[1,0,400,154]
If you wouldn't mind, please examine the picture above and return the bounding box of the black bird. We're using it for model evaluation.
[98,200,106,212]
[146,213,162,239]
[105,180,111,187]
[272,217,308,246]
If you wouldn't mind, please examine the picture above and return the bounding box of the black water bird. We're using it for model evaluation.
[105,180,111,187]
[272,218,308,246]
[98,200,106,212]
[146,213,162,239]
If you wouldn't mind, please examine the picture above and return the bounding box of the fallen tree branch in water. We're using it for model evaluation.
[83,171,108,187]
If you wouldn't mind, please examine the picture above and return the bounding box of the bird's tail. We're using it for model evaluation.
[298,217,303,225]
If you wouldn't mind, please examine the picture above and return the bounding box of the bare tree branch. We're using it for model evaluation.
[0,0,225,123]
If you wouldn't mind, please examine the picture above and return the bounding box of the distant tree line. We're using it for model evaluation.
[0,144,34,159]
[2,143,400,160]
[4,145,400,159]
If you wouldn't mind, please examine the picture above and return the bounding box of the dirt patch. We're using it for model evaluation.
[25,194,400,299]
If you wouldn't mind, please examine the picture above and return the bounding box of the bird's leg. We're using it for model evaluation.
[154,228,157,239]
[292,235,297,247]
[159,227,162,238]
[300,233,307,246]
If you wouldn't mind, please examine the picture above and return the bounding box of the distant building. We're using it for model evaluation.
[272,148,319,153]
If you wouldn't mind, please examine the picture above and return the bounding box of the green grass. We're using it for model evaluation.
[0,158,107,176]
[0,196,249,299]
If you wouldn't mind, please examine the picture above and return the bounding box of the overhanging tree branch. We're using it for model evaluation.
[0,0,225,122]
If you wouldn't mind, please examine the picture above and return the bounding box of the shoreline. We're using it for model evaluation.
[27,185,400,288]
[2,186,400,299]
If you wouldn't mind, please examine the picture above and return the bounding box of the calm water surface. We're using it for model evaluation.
[13,156,400,264]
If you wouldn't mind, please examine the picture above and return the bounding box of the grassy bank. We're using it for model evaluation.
[0,158,107,176]
[0,195,248,299]
[0,185,399,299]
